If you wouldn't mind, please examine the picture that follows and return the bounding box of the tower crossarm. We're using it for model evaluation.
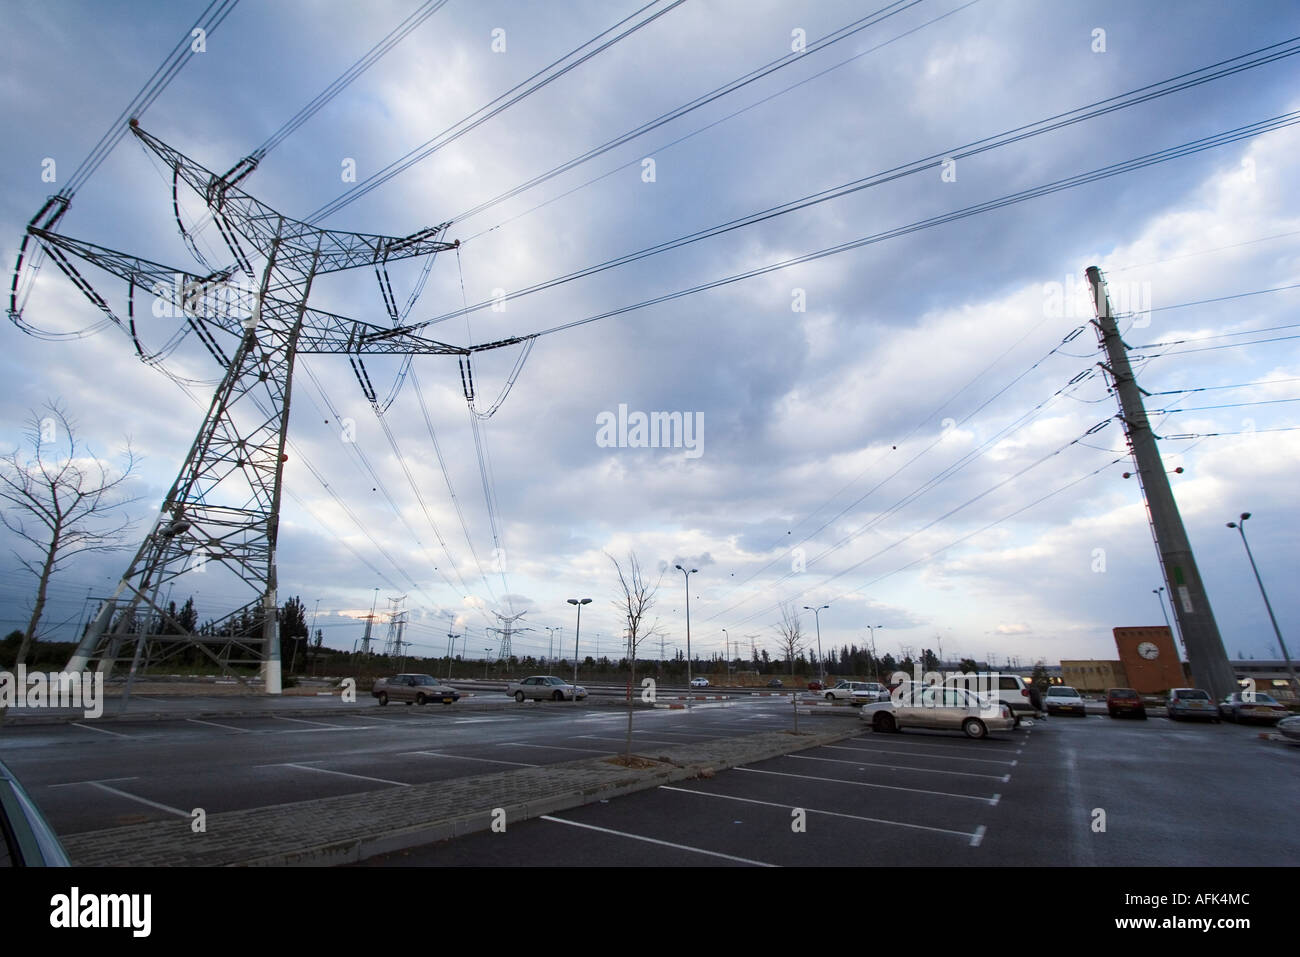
[28,227,470,357]
[130,121,459,274]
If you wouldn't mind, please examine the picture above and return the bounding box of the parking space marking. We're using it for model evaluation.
[815,750,1010,780]
[736,766,1000,803]
[831,744,1018,766]
[49,776,139,789]
[70,722,131,738]
[404,751,540,768]
[849,735,1020,755]
[539,814,777,866]
[186,717,251,733]
[576,734,698,746]
[273,715,344,728]
[501,742,613,754]
[85,782,191,818]
[453,717,520,724]
[632,728,723,738]
[267,763,411,787]
[660,786,986,845]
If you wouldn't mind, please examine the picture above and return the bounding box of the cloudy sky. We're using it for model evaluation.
[2,0,1298,672]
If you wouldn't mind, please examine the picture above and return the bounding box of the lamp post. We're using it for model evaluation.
[804,605,829,683]
[675,565,698,700]
[482,647,492,680]
[1227,513,1298,696]
[722,628,729,681]
[866,624,883,679]
[567,598,591,696]
[1152,587,1178,649]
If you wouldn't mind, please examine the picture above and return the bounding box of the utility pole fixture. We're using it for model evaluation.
[22,122,527,692]
[1088,266,1236,700]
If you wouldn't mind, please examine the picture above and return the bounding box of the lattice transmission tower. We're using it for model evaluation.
[14,121,523,692]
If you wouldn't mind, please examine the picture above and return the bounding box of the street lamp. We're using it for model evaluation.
[567,598,592,694]
[675,565,698,700]
[483,647,493,680]
[1227,513,1298,696]
[722,628,729,680]
[866,624,883,678]
[804,605,829,683]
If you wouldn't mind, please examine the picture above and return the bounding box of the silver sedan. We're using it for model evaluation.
[860,685,1015,739]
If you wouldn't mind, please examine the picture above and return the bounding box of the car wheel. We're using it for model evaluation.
[514,691,526,703]
[962,717,987,740]
[1168,712,1178,721]
[1137,710,1147,720]
[1107,708,1117,718]
[416,693,427,706]
[1010,713,1021,728]
[377,692,388,706]
[553,691,565,701]
[1213,717,1221,724]
[826,693,835,702]
[873,712,897,733]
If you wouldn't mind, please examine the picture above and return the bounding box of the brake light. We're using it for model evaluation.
[1021,688,1029,697]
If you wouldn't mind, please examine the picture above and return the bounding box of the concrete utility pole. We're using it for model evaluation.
[1088,266,1236,700]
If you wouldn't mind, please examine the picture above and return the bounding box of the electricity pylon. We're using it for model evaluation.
[18,121,523,692]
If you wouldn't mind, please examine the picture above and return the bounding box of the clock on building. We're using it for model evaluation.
[1137,641,1160,660]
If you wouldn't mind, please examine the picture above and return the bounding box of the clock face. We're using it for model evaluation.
[1137,641,1160,660]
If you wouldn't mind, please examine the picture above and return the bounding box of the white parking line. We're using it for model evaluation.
[850,735,1020,755]
[539,815,777,866]
[576,734,691,746]
[273,715,345,728]
[49,776,139,789]
[269,763,411,787]
[660,786,986,845]
[829,744,1018,766]
[453,717,520,724]
[186,717,251,733]
[86,782,191,818]
[70,722,131,738]
[735,766,999,803]
[813,750,1010,780]
[500,742,612,754]
[405,751,540,768]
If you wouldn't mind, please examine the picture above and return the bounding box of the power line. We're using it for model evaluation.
[450,0,933,223]
[447,110,1300,350]
[416,37,1300,329]
[306,0,689,223]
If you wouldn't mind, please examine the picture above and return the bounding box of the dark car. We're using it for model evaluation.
[1219,692,1290,724]
[1107,687,1147,719]
[768,679,783,688]
[0,759,70,866]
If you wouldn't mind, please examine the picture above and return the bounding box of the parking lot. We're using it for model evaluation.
[0,694,842,837]
[364,709,1300,867]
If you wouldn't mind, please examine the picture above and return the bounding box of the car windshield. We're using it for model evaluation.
[1047,687,1076,696]
[1177,690,1210,700]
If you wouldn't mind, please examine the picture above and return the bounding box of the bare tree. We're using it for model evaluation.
[773,601,807,675]
[608,551,664,762]
[774,601,808,731]
[0,401,137,665]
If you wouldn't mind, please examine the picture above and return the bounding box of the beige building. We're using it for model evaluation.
[1060,659,1128,692]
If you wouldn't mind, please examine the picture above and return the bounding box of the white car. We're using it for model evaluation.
[507,675,587,702]
[860,685,1014,740]
[1044,685,1087,716]
[689,677,710,688]
[824,680,875,702]
[849,682,891,705]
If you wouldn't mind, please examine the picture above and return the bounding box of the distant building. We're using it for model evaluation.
[1059,624,1297,701]
[1060,659,1130,692]
[1114,626,1187,693]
